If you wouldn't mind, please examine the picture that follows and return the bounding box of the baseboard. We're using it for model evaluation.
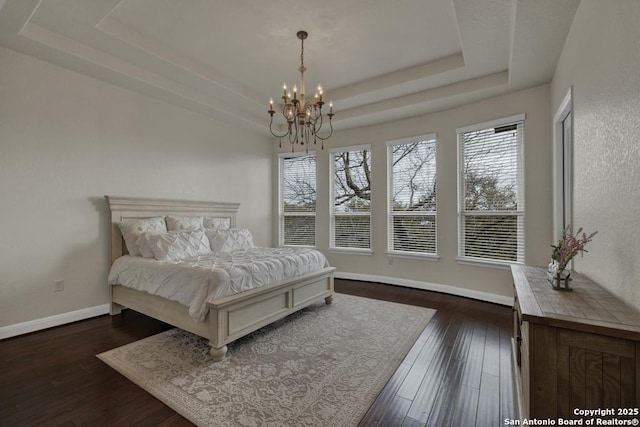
[0,304,110,340]
[334,271,514,306]
[0,275,512,339]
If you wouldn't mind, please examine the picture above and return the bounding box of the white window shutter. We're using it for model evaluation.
[458,119,525,263]
[280,154,316,246]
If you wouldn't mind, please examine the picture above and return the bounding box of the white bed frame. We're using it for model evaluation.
[105,196,335,361]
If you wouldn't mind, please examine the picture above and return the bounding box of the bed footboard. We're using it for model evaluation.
[111,267,335,362]
[206,267,335,361]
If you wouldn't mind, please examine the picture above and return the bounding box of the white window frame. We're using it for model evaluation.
[456,114,526,269]
[278,151,316,248]
[329,144,373,255]
[553,87,573,241]
[386,133,439,261]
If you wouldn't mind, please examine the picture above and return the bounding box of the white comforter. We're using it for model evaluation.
[108,247,328,322]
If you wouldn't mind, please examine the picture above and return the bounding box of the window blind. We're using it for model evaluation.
[458,118,524,263]
[280,154,316,246]
[332,215,371,249]
[330,147,371,250]
[387,137,437,254]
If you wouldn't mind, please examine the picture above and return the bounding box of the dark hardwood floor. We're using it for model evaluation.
[0,279,517,426]
[344,280,517,427]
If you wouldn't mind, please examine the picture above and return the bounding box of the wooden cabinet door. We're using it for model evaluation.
[556,329,636,417]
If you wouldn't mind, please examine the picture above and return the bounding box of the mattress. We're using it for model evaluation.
[108,247,329,322]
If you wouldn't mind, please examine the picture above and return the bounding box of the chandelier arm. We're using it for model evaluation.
[268,115,290,139]
[311,106,321,121]
[288,119,298,145]
[314,118,334,141]
[315,109,324,130]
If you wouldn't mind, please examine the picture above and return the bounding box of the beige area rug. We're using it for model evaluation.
[98,294,436,427]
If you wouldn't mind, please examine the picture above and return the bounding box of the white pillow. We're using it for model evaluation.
[117,217,167,257]
[139,229,211,262]
[203,216,231,230]
[206,228,255,252]
[135,232,162,258]
[165,215,204,231]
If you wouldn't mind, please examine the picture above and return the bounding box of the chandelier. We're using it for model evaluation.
[268,30,334,151]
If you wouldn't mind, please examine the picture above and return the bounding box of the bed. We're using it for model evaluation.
[105,196,335,361]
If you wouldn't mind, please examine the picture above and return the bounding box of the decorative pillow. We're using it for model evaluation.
[135,232,162,258]
[165,215,204,231]
[139,229,211,262]
[203,216,231,230]
[117,217,167,257]
[206,228,255,252]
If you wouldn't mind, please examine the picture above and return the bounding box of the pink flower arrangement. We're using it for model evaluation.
[551,226,598,271]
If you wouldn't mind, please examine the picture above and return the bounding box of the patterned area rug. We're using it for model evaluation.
[98,294,436,427]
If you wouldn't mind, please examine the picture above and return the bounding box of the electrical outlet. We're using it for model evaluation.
[54,280,64,292]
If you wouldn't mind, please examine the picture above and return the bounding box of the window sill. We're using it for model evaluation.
[386,251,440,261]
[328,248,374,256]
[455,256,522,270]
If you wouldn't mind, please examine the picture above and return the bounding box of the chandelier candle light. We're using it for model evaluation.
[268,31,334,151]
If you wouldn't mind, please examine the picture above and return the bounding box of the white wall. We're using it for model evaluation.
[276,85,552,300]
[0,46,273,328]
[551,1,640,309]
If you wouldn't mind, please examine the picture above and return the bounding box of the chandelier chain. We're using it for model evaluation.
[300,36,304,69]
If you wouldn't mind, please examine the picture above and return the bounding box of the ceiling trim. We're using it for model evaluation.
[20,22,266,130]
[96,16,266,107]
[337,71,509,121]
[331,52,466,102]
[0,0,580,134]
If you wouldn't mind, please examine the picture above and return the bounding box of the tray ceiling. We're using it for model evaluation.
[0,0,580,133]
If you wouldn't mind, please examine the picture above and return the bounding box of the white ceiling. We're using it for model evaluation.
[0,0,580,133]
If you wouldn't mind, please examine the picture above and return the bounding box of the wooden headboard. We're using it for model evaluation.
[105,196,240,264]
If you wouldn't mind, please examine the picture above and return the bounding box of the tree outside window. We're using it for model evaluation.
[387,136,437,255]
[331,147,371,250]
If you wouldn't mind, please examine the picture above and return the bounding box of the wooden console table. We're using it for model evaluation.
[511,265,640,419]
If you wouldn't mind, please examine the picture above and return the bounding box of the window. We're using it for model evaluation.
[279,152,316,246]
[387,134,437,256]
[457,114,525,265]
[330,146,372,251]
